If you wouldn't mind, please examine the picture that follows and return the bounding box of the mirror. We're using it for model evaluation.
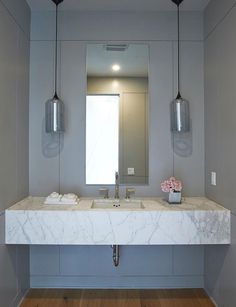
[86,43,149,185]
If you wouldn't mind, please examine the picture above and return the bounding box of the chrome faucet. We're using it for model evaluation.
[114,172,119,199]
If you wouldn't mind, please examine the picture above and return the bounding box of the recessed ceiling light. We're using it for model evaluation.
[112,64,121,71]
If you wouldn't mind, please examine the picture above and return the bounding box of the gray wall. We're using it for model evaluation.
[204,1,236,306]
[29,10,205,288]
[30,10,204,197]
[0,0,30,305]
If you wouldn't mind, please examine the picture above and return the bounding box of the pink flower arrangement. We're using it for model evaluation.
[161,177,182,193]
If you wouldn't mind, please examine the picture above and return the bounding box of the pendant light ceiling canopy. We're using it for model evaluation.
[171,0,184,6]
[51,0,63,5]
[45,0,65,133]
[170,0,190,133]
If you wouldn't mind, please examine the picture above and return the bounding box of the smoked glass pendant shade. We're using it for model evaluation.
[171,93,190,132]
[45,94,64,133]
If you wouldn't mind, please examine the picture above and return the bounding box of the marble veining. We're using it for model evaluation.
[5,197,230,245]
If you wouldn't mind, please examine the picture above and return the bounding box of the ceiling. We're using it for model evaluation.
[26,0,211,11]
[87,44,149,77]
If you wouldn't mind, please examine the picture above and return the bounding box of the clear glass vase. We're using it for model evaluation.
[168,191,181,204]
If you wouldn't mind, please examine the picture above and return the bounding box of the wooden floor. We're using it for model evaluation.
[21,289,215,307]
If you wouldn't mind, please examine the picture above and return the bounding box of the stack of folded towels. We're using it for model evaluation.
[44,192,79,205]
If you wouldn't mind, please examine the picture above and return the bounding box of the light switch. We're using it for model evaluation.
[211,172,216,186]
[127,168,135,176]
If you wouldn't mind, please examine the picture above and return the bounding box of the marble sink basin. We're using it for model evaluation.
[91,199,145,209]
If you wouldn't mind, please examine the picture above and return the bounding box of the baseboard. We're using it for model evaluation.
[204,287,219,307]
[12,288,29,307]
[31,275,204,289]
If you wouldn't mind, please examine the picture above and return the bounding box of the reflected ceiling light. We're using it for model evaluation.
[45,0,65,133]
[112,64,121,72]
[170,0,190,133]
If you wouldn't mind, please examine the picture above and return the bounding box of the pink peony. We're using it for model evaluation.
[161,177,182,193]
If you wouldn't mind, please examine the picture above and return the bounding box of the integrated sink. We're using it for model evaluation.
[92,199,145,209]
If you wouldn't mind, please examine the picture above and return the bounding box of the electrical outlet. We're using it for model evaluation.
[127,168,135,176]
[211,172,216,186]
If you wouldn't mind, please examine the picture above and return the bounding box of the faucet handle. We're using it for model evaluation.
[125,187,135,199]
[99,188,109,199]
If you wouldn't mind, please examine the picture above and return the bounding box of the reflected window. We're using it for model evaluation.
[86,95,119,184]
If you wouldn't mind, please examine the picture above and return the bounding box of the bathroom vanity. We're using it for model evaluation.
[5,197,230,245]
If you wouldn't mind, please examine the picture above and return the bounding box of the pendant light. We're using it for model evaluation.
[170,0,190,132]
[45,0,65,133]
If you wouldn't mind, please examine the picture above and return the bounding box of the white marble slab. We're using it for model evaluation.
[5,197,230,245]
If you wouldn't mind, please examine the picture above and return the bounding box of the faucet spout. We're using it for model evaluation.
[114,172,119,199]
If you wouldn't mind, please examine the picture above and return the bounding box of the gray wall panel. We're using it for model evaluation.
[173,246,204,276]
[0,2,18,211]
[0,0,30,306]
[205,214,236,307]
[204,1,236,306]
[60,246,172,276]
[16,28,30,200]
[0,0,30,38]
[0,246,18,306]
[29,41,60,195]
[31,11,203,42]
[204,0,236,39]
[0,213,4,245]
[30,246,60,276]
[205,4,236,214]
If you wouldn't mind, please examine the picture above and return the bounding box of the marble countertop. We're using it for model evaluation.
[7,196,228,211]
[5,197,230,245]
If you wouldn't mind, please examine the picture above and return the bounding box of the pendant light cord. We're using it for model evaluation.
[55,3,60,194]
[177,4,180,96]
[176,3,181,99]
[54,4,58,97]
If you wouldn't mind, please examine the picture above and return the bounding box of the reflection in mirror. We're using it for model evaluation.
[86,44,149,185]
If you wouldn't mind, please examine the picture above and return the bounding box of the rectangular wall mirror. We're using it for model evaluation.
[86,43,149,185]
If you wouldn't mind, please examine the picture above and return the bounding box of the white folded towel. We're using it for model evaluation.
[44,199,63,205]
[61,193,78,204]
[48,192,60,198]
[44,192,62,205]
[44,192,79,205]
